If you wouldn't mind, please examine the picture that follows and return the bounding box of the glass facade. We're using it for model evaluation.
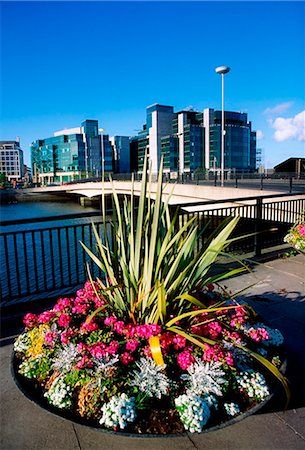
[130,105,257,177]
[31,120,112,184]
[207,110,257,172]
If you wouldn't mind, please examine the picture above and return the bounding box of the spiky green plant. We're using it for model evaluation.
[81,155,244,327]
[80,153,289,402]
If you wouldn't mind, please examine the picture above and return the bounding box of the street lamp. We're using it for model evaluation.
[215,65,230,187]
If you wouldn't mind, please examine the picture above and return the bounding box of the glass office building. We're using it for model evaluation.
[132,105,257,176]
[31,120,113,185]
[204,109,257,173]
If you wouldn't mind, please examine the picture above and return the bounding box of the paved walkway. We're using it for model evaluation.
[1,254,304,450]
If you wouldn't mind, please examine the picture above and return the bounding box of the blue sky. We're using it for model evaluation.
[1,1,304,167]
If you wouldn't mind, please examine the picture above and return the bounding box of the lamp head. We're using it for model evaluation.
[215,66,230,74]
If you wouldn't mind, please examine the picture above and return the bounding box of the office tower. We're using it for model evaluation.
[31,120,112,185]
[0,139,24,181]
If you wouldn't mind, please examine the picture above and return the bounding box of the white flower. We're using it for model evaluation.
[14,333,31,353]
[224,402,240,417]
[44,375,72,409]
[99,394,136,429]
[236,370,270,401]
[181,358,226,397]
[175,394,210,432]
[130,356,170,399]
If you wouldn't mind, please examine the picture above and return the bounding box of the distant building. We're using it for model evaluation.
[0,139,24,181]
[161,110,204,176]
[274,157,305,177]
[110,136,130,173]
[131,104,257,176]
[203,109,256,173]
[31,120,113,185]
[133,104,174,173]
[23,165,32,184]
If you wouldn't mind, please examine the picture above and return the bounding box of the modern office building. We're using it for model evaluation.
[0,139,24,181]
[110,136,130,173]
[203,108,257,173]
[133,104,174,173]
[132,104,256,176]
[161,110,204,176]
[31,120,113,185]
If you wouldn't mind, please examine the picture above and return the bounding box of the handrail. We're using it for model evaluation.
[0,211,102,227]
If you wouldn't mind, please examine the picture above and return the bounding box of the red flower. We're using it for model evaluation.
[58,313,72,328]
[23,313,38,329]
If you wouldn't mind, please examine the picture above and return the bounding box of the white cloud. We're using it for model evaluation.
[271,110,305,142]
[263,102,294,116]
[256,130,264,140]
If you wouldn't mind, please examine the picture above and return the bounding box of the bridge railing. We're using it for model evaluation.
[1,193,304,307]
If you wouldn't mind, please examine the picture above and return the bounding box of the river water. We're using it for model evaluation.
[0,199,106,305]
[0,199,99,222]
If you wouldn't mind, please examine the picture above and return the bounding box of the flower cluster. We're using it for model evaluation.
[44,375,73,409]
[284,216,305,252]
[236,371,270,401]
[99,394,136,430]
[14,280,285,434]
[243,323,283,347]
[175,394,211,432]
[224,402,240,417]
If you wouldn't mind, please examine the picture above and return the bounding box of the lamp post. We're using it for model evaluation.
[215,65,230,187]
[99,128,106,181]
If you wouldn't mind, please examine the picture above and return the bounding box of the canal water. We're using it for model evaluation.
[0,198,99,222]
[0,199,107,305]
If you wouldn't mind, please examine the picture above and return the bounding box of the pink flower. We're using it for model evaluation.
[58,313,72,328]
[23,313,38,329]
[113,321,125,334]
[120,352,134,365]
[160,332,174,350]
[72,303,89,314]
[60,329,74,345]
[134,324,161,339]
[76,355,93,369]
[202,321,222,339]
[81,320,99,333]
[248,327,270,342]
[225,353,234,366]
[104,316,117,326]
[90,343,107,358]
[173,335,187,349]
[107,341,119,355]
[54,297,73,312]
[77,342,87,353]
[177,349,195,370]
[126,339,140,352]
[38,310,56,324]
[202,344,224,362]
[93,296,105,308]
[45,331,57,345]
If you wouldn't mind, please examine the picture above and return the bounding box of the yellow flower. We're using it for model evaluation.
[27,325,49,358]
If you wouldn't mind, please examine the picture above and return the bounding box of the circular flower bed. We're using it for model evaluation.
[13,280,287,435]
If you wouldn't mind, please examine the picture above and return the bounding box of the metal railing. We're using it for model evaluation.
[1,193,304,307]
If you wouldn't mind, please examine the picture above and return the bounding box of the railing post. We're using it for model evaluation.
[235,176,238,188]
[289,177,292,193]
[260,176,263,190]
[254,197,263,257]
[214,172,217,186]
